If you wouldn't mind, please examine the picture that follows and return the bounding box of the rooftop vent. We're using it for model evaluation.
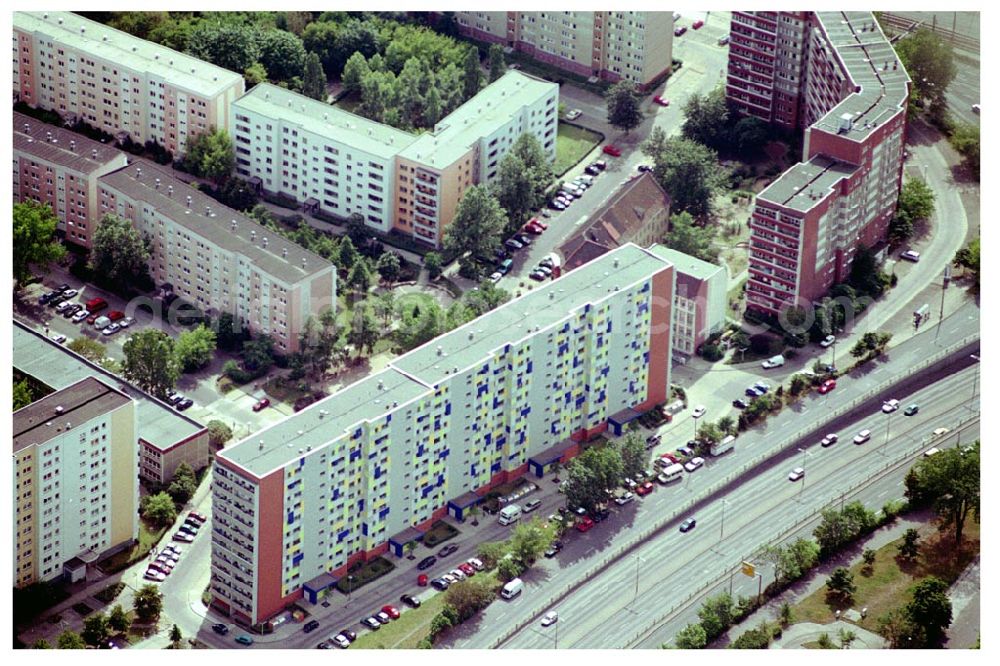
[136,167,142,177]
[259,440,264,451]
[297,430,304,436]
[231,220,237,231]
[186,195,192,206]
[167,185,173,196]
[262,237,268,248]
[282,248,288,258]
[250,230,256,240]
[436,346,443,356]
[837,112,853,133]
[92,149,98,159]
[301,258,307,269]
[468,331,474,340]
[614,258,620,268]
[102,35,108,42]
[155,178,161,189]
[58,17,63,24]
[55,405,65,415]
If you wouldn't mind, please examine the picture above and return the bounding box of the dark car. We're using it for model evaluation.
[417,555,437,570]
[544,540,563,558]
[430,578,450,591]
[62,304,83,318]
[167,393,184,405]
[361,617,381,630]
[211,623,229,635]
[637,164,653,173]
[745,386,763,398]
[591,508,610,522]
[176,398,194,411]
[674,26,687,37]
[400,593,421,608]
[437,543,459,558]
[679,518,697,533]
[732,398,748,409]
[303,619,320,633]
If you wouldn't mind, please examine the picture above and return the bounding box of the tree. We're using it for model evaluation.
[463,280,511,316]
[241,334,275,374]
[488,43,506,82]
[778,602,794,627]
[133,584,164,624]
[170,624,183,646]
[174,324,217,373]
[849,244,889,298]
[14,379,33,411]
[462,46,483,100]
[167,462,197,506]
[908,444,979,545]
[816,633,835,649]
[373,290,396,328]
[579,446,625,496]
[954,237,980,291]
[895,29,957,111]
[398,299,443,349]
[342,51,371,96]
[257,28,307,81]
[617,432,648,481]
[906,576,952,645]
[57,630,86,649]
[216,176,259,211]
[825,567,856,603]
[445,578,495,623]
[862,548,877,570]
[206,420,233,449]
[348,259,373,297]
[697,592,735,641]
[891,178,935,243]
[731,116,770,153]
[681,86,730,150]
[731,624,772,649]
[12,201,66,287]
[122,330,179,399]
[88,214,151,285]
[108,603,131,634]
[606,80,643,134]
[445,301,475,330]
[82,612,109,646]
[31,638,51,649]
[443,186,507,278]
[301,53,327,101]
[424,251,444,279]
[898,528,921,560]
[476,541,507,569]
[215,312,244,351]
[186,21,262,74]
[329,18,381,77]
[674,623,707,649]
[509,518,549,566]
[716,415,736,437]
[496,555,524,583]
[643,130,726,218]
[142,491,178,527]
[347,304,379,356]
[493,153,536,231]
[950,123,980,177]
[563,459,603,514]
[375,252,402,286]
[511,133,553,203]
[878,608,923,649]
[338,235,359,272]
[184,128,235,184]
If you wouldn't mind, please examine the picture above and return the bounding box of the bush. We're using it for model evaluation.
[334,557,395,593]
[700,342,724,362]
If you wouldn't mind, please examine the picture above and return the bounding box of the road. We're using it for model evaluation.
[496,365,980,648]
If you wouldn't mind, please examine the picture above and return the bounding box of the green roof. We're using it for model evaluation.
[235,83,418,161]
[14,12,243,97]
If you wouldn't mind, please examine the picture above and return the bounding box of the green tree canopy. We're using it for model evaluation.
[257,28,307,81]
[347,304,379,356]
[13,201,66,287]
[108,604,131,634]
[825,567,856,602]
[681,86,731,150]
[122,330,179,399]
[31,638,52,649]
[617,432,649,481]
[81,612,109,646]
[493,153,536,232]
[207,420,234,448]
[895,28,957,110]
[673,623,708,649]
[141,491,178,527]
[462,46,484,100]
[643,129,727,218]
[443,186,507,278]
[167,461,197,506]
[423,251,444,279]
[906,443,979,545]
[488,43,506,82]
[174,324,217,372]
[89,214,151,285]
[906,576,953,645]
[666,211,718,263]
[241,334,275,374]
[14,378,34,411]
[186,21,262,74]
[444,578,495,623]
[564,458,603,514]
[698,592,735,641]
[301,52,327,101]
[375,252,402,286]
[606,80,643,134]
[184,128,235,184]
[57,630,86,649]
[509,517,550,567]
[342,51,371,96]
[133,584,164,624]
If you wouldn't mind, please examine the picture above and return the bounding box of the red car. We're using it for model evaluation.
[602,145,622,157]
[528,218,548,230]
[417,574,428,587]
[458,562,476,577]
[380,605,400,620]
[636,481,655,496]
[660,453,680,465]
[693,19,705,29]
[818,379,837,395]
[576,516,596,533]
[653,96,670,107]
[523,223,544,235]
[187,511,208,524]
[253,398,271,412]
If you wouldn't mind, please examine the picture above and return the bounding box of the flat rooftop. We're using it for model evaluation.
[100,159,333,285]
[811,11,911,142]
[391,243,672,387]
[235,83,418,161]
[14,12,244,97]
[14,376,131,452]
[13,321,204,451]
[14,112,124,171]
[755,154,859,213]
[220,367,429,477]
[399,71,558,170]
[647,246,725,281]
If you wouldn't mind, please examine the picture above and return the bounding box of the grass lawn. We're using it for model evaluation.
[554,123,604,177]
[395,292,437,316]
[262,376,313,406]
[792,519,980,634]
[351,591,448,649]
[99,520,167,574]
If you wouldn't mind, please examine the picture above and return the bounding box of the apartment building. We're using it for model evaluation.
[231,72,556,249]
[13,111,128,248]
[14,376,137,587]
[14,320,209,485]
[211,243,675,624]
[454,11,674,89]
[394,71,558,246]
[726,12,910,315]
[647,247,728,358]
[97,159,337,354]
[13,12,245,157]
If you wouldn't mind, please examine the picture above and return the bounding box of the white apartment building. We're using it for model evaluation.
[13,12,245,157]
[13,377,137,587]
[97,159,337,354]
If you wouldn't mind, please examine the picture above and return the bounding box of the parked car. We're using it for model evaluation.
[489,272,503,284]
[746,386,764,398]
[674,26,687,37]
[788,467,805,482]
[549,199,567,211]
[102,323,120,336]
[636,481,655,496]
[576,516,596,533]
[932,427,950,437]
[676,446,695,458]
[536,265,552,277]
[544,540,563,558]
[441,574,458,585]
[660,452,679,464]
[176,398,194,411]
[615,491,635,506]
[515,234,532,246]
[904,403,919,416]
[417,574,428,586]
[692,405,706,418]
[381,605,400,620]
[467,557,484,571]
[438,543,459,558]
[50,333,67,344]
[72,309,90,323]
[882,399,900,413]
[54,300,73,313]
[253,398,271,412]
[529,270,547,281]
[339,628,357,642]
[819,334,835,348]
[853,429,872,444]
[652,95,670,106]
[417,555,437,570]
[234,635,253,646]
[505,238,524,250]
[732,398,748,409]
[164,545,183,555]
[693,19,704,29]
[119,316,135,328]
[565,109,582,121]
[718,35,731,46]
[188,511,207,524]
[303,620,320,633]
[820,433,839,447]
[144,569,166,582]
[684,457,705,472]
[332,634,351,649]
[178,524,199,536]
[211,623,229,635]
[430,578,449,591]
[173,532,194,542]
[602,145,622,157]
[448,568,466,581]
[400,594,421,608]
[499,258,515,274]
[900,250,921,262]
[361,617,381,630]
[679,517,697,532]
[817,379,837,395]
[637,164,654,173]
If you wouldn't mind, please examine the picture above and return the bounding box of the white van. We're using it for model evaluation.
[762,355,785,369]
[657,463,684,484]
[710,435,736,457]
[501,578,523,599]
[499,504,522,525]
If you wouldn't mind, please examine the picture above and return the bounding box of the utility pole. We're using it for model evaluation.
[882,410,892,456]
[935,269,948,342]
[719,499,728,542]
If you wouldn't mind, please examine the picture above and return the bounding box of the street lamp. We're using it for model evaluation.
[970,354,980,404]
[797,447,811,497]
[719,498,728,542]
[347,575,355,605]
[882,408,893,457]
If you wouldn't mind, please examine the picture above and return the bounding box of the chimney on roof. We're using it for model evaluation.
[437,346,443,356]
[893,61,898,70]
[301,257,307,269]
[55,405,64,415]
[282,247,288,259]
[250,230,256,241]
[69,140,75,151]
[838,112,853,133]
[259,440,264,451]
[205,205,211,215]
[262,237,268,248]
[167,185,173,196]
[23,123,29,132]
[92,149,98,159]
[136,167,142,178]
[231,220,237,231]
[186,195,192,206]
[155,178,161,189]
[378,379,384,390]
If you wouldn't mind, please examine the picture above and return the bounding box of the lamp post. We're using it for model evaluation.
[630,554,646,607]
[882,408,893,456]
[719,498,728,542]
[970,354,980,404]
[797,447,811,496]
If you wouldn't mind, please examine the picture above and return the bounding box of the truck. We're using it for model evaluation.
[710,435,736,457]
[85,297,108,314]
[501,578,523,599]
[498,504,521,526]
[762,354,785,369]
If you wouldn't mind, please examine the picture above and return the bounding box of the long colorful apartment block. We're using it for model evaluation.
[211,243,675,624]
[13,11,245,156]
[727,11,910,315]
[13,111,128,248]
[230,71,557,248]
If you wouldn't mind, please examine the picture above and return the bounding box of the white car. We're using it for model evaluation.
[467,557,484,571]
[684,457,705,472]
[692,405,706,418]
[332,634,351,649]
[102,323,120,336]
[882,399,900,413]
[441,573,458,585]
[62,289,79,299]
[489,271,503,284]
[144,569,166,582]
[614,492,635,505]
[820,433,838,447]
[900,250,921,262]
[119,316,135,328]
[55,300,73,313]
[819,335,835,348]
[449,568,466,581]
[853,429,872,444]
[788,467,805,482]
[923,448,941,458]
[932,427,950,437]
[50,333,67,344]
[541,611,559,626]
[565,109,582,121]
[72,309,90,323]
